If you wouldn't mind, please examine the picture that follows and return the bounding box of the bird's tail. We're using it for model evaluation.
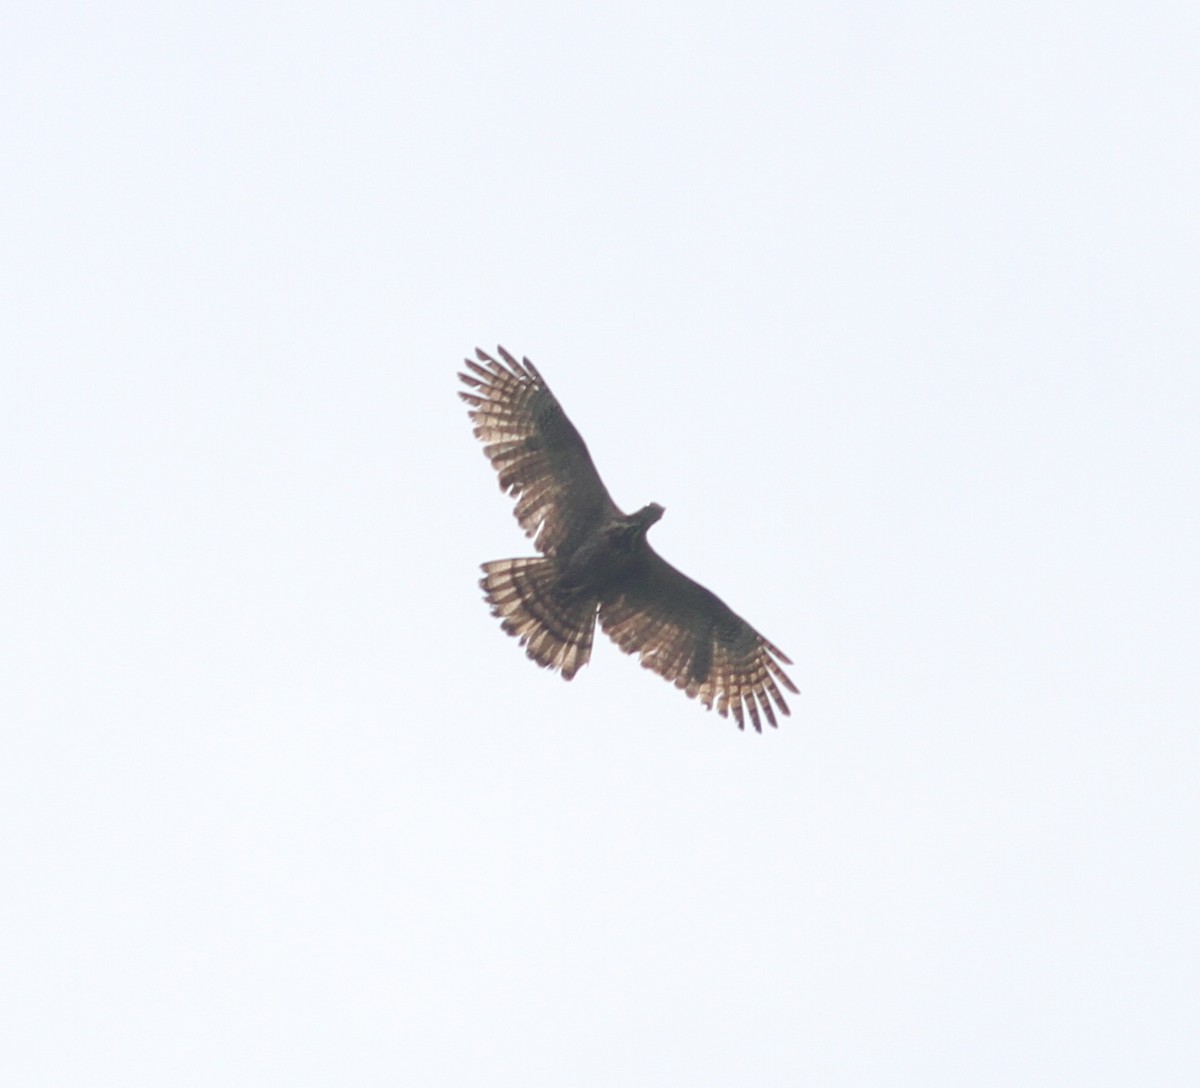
[480,558,597,680]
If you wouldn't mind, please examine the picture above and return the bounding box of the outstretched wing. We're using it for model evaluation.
[599,549,798,732]
[459,347,621,556]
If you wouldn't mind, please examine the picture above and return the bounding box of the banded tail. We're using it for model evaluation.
[479,558,598,680]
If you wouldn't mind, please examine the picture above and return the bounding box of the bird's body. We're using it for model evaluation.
[556,503,662,596]
[459,347,796,731]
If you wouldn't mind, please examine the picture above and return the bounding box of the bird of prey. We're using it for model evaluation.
[458,347,797,731]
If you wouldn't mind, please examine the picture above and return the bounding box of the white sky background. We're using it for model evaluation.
[3,1,1197,1084]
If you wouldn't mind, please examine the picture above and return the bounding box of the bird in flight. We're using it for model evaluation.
[459,347,797,731]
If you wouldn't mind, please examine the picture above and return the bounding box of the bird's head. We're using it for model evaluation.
[635,502,665,529]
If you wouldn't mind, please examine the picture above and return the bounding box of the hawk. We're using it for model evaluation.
[459,347,798,731]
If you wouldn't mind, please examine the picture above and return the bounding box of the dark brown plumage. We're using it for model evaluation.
[459,346,797,731]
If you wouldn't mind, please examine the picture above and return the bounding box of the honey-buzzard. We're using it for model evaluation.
[459,347,797,731]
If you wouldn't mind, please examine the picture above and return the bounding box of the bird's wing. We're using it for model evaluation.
[459,347,621,556]
[599,548,798,732]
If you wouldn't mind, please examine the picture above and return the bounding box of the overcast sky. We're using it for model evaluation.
[4,2,1198,1084]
